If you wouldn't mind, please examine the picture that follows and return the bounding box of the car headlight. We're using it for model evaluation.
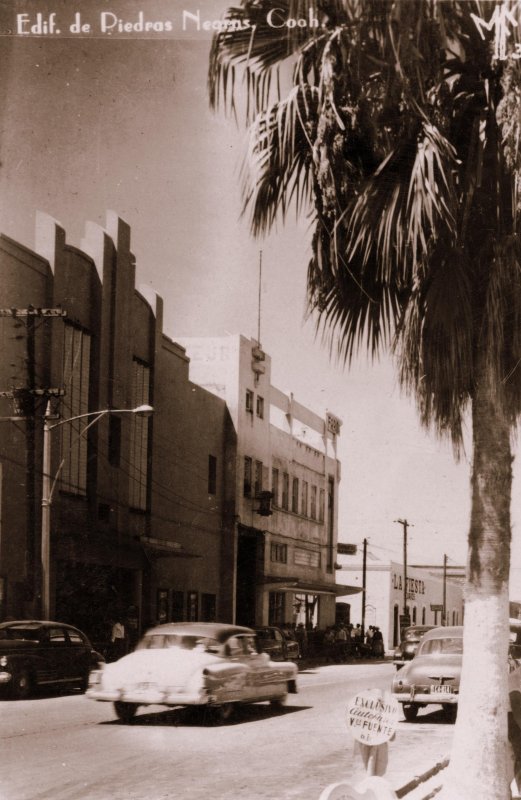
[0,656,7,668]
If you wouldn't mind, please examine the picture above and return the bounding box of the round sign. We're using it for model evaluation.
[346,689,399,746]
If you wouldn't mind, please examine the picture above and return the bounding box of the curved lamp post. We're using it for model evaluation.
[41,403,153,619]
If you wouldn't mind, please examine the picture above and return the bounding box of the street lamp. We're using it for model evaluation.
[41,403,153,619]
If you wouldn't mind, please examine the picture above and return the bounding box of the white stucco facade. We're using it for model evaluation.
[337,559,464,652]
[177,334,358,628]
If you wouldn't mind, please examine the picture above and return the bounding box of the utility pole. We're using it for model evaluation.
[362,537,368,636]
[0,307,66,616]
[443,553,448,625]
[394,518,412,622]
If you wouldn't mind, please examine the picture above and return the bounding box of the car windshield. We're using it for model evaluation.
[420,637,463,655]
[0,626,41,641]
[137,634,220,653]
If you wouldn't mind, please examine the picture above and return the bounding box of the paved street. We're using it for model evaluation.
[1,663,453,800]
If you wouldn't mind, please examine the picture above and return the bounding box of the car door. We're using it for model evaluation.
[38,626,71,684]
[236,634,280,700]
[65,628,90,681]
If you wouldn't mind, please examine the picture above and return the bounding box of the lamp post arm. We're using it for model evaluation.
[47,407,141,431]
[45,411,107,505]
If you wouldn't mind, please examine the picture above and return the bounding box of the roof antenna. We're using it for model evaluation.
[257,249,262,346]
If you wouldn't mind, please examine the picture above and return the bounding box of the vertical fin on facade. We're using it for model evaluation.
[34,211,66,274]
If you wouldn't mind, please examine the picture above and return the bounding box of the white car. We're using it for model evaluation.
[86,622,298,723]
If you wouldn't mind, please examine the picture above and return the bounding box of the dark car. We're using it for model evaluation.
[394,625,435,669]
[0,620,105,699]
[254,626,300,662]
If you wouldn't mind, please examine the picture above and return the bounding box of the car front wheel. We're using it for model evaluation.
[12,670,32,700]
[442,704,457,722]
[114,701,138,723]
[403,703,419,721]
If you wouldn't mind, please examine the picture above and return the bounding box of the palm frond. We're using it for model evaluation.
[241,84,317,234]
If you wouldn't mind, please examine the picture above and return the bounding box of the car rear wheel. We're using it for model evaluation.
[213,703,234,723]
[403,703,419,721]
[270,694,287,708]
[12,670,32,700]
[114,701,139,723]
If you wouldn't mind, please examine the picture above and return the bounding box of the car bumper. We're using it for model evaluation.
[392,690,458,705]
[86,687,210,706]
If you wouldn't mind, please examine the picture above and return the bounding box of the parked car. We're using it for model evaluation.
[392,625,463,721]
[254,626,300,662]
[0,620,105,699]
[87,622,298,723]
[393,625,435,669]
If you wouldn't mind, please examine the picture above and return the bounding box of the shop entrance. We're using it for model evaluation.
[235,527,259,626]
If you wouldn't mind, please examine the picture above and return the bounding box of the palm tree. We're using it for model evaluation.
[209,1,521,797]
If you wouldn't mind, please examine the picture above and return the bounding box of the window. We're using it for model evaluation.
[256,395,264,418]
[412,606,417,623]
[244,456,252,496]
[171,591,184,622]
[254,460,263,496]
[319,488,325,522]
[187,591,198,622]
[271,543,288,563]
[327,475,335,571]
[282,472,289,510]
[208,454,217,495]
[292,477,299,513]
[300,481,308,516]
[245,389,254,413]
[108,416,121,467]
[422,606,426,624]
[129,359,151,510]
[60,324,91,495]
[271,467,279,506]
[310,485,317,519]
[201,593,217,622]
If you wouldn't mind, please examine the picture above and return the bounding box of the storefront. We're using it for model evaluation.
[337,560,464,652]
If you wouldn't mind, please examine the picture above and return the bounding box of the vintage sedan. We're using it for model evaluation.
[86,622,298,723]
[393,625,435,669]
[391,625,462,721]
[254,626,300,662]
[0,620,105,699]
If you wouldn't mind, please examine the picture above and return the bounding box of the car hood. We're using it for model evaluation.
[101,648,221,688]
[398,654,462,683]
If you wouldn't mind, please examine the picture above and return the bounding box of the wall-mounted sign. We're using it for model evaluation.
[294,548,320,567]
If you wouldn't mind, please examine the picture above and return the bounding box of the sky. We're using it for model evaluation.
[1,0,520,592]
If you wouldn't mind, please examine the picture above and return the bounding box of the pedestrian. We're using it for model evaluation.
[335,624,348,662]
[372,626,384,658]
[295,623,308,658]
[111,617,127,660]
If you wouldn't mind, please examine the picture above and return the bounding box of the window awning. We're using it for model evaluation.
[138,536,201,559]
[260,575,361,596]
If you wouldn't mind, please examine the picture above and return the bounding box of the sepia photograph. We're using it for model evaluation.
[1,1,521,798]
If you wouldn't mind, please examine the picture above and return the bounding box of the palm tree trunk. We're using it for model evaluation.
[441,355,513,800]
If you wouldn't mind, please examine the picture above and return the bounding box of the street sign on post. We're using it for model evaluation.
[346,690,400,747]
